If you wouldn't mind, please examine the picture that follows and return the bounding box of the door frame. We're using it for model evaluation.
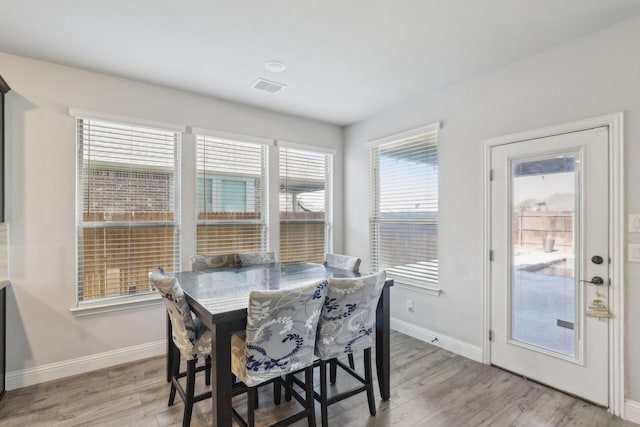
[481,113,625,415]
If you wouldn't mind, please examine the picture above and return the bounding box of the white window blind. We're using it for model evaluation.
[77,118,180,302]
[370,129,438,288]
[196,135,267,255]
[279,146,333,263]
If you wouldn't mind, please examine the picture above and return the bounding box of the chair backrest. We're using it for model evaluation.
[150,268,198,360]
[315,271,386,360]
[238,251,276,266]
[190,253,239,271]
[324,253,361,273]
[241,279,328,386]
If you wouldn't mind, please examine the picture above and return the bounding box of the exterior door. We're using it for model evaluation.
[490,127,609,406]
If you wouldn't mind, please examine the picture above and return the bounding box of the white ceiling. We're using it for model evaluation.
[1,0,640,126]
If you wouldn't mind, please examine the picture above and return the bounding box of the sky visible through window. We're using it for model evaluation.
[379,154,438,216]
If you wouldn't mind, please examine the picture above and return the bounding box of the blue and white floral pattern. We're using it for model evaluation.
[150,268,212,360]
[324,253,362,273]
[315,271,386,360]
[231,279,328,387]
[190,253,240,271]
[238,251,277,266]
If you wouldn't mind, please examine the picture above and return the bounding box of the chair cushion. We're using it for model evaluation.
[238,252,276,266]
[192,317,212,358]
[191,254,239,271]
[315,271,386,360]
[324,253,361,273]
[231,279,328,387]
[231,331,248,382]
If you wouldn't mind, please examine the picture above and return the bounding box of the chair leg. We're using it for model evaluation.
[273,377,282,404]
[320,360,329,427]
[331,355,354,383]
[364,348,376,416]
[254,385,260,409]
[247,386,257,427]
[330,359,337,384]
[166,313,173,383]
[169,346,180,406]
[305,366,316,427]
[205,355,211,386]
[183,359,197,427]
[284,374,293,402]
[348,353,355,370]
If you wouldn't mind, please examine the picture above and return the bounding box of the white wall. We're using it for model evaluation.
[0,52,343,381]
[345,16,640,402]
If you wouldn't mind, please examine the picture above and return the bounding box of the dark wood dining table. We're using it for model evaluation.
[171,262,393,427]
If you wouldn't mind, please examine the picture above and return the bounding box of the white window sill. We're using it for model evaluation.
[70,294,163,317]
[393,280,442,296]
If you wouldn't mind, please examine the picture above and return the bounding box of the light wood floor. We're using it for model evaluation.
[0,331,635,427]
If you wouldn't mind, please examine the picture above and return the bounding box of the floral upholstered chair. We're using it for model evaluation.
[314,271,387,427]
[230,279,328,427]
[323,253,361,273]
[190,253,239,271]
[150,268,212,427]
[323,253,362,370]
[238,251,277,266]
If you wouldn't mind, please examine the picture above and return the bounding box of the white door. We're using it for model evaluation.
[490,127,609,406]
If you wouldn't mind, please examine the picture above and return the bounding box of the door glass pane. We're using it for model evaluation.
[511,155,577,357]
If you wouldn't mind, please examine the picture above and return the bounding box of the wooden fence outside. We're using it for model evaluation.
[514,211,573,249]
[80,210,328,301]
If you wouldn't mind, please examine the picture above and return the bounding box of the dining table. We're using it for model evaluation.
[171,262,393,427]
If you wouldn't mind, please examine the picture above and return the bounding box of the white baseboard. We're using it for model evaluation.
[391,317,482,362]
[6,340,165,390]
[625,399,640,424]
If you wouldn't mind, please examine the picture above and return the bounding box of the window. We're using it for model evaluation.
[369,124,439,289]
[279,146,333,263]
[196,135,267,255]
[76,118,180,302]
[221,180,247,212]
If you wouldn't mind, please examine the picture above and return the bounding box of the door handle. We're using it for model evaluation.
[580,276,605,286]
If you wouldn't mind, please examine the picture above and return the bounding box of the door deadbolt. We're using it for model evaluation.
[591,255,604,265]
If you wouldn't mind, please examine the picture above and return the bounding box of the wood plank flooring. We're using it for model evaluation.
[0,331,634,426]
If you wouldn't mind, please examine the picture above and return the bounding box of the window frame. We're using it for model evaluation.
[369,122,441,294]
[194,130,271,256]
[73,109,184,307]
[278,141,334,264]
[70,115,338,312]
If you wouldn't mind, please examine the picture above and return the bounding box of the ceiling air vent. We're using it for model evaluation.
[252,78,287,94]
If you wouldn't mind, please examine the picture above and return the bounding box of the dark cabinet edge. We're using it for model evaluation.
[0,74,10,94]
[1,72,8,224]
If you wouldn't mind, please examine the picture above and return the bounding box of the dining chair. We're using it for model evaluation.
[314,271,387,427]
[164,254,238,395]
[238,251,277,266]
[323,253,362,371]
[230,279,329,427]
[150,268,212,427]
[323,253,361,273]
[190,253,240,271]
